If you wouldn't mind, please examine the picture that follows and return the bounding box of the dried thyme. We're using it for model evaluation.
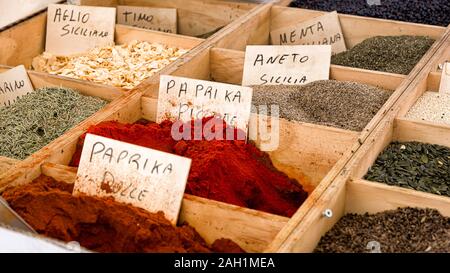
[315,207,450,253]
[364,141,450,197]
[0,87,107,160]
[251,80,391,131]
[331,36,434,75]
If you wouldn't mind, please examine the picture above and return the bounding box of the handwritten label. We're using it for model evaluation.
[439,62,450,94]
[117,6,177,33]
[0,65,34,107]
[270,11,346,55]
[46,4,116,55]
[242,45,331,86]
[73,134,191,225]
[157,75,253,133]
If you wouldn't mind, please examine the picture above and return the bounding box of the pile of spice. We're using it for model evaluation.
[251,80,391,131]
[405,92,450,125]
[0,87,107,160]
[365,142,450,197]
[32,40,187,89]
[70,118,308,217]
[331,36,434,75]
[1,175,245,253]
[315,207,450,253]
[289,0,450,26]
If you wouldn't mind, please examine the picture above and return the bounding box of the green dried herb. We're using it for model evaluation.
[331,36,434,75]
[364,142,450,196]
[0,87,107,160]
[315,207,450,253]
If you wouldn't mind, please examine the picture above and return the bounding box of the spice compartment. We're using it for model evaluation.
[266,172,450,252]
[0,91,291,253]
[77,0,257,38]
[0,66,125,179]
[211,4,445,68]
[0,11,204,90]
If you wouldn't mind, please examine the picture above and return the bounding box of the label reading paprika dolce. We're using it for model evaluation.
[157,75,253,134]
[73,134,192,225]
[46,4,116,55]
[270,11,346,55]
[117,6,177,33]
[0,65,34,107]
[242,45,331,86]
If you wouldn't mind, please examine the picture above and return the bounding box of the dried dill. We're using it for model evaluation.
[0,87,107,160]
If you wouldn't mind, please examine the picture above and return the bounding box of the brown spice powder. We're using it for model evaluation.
[2,175,245,253]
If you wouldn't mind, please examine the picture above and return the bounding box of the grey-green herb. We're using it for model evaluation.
[0,87,107,160]
[315,207,450,253]
[331,36,434,75]
[251,80,391,131]
[364,141,450,196]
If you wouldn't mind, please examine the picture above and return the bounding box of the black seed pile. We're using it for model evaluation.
[331,36,434,75]
[251,80,391,131]
[365,142,450,197]
[315,207,450,253]
[289,0,450,26]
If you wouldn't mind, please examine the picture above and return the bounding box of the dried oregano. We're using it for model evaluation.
[0,87,107,160]
[331,36,434,75]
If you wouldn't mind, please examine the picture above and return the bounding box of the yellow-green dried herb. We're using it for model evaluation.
[331,36,434,75]
[0,87,107,160]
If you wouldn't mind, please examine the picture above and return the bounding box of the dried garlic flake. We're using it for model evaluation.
[32,41,188,89]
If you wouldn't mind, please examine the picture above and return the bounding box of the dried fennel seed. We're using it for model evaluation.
[406,92,450,125]
[331,36,434,75]
[251,80,391,131]
[32,41,188,89]
[0,87,107,160]
[315,207,450,253]
[364,141,450,197]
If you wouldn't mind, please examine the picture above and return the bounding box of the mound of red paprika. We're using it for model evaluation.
[71,117,308,217]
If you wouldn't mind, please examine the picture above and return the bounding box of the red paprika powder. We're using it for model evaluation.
[2,175,244,253]
[71,117,308,217]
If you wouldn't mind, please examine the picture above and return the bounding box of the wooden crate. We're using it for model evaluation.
[0,89,288,253]
[266,33,450,253]
[77,0,257,37]
[200,4,449,142]
[0,66,127,177]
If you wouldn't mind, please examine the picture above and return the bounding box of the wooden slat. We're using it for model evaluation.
[115,24,204,49]
[347,179,450,216]
[0,157,20,174]
[80,0,255,37]
[0,12,47,67]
